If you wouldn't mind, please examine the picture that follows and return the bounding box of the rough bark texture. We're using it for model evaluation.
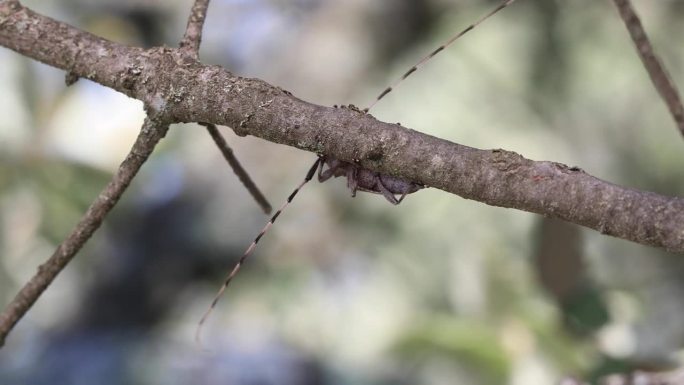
[1,1,683,254]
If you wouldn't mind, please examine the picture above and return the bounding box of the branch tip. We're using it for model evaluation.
[612,0,684,137]
[202,123,272,214]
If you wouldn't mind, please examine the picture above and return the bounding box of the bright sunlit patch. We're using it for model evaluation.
[598,323,637,358]
[45,83,145,172]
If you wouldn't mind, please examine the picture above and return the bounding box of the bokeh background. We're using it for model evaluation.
[1,0,684,384]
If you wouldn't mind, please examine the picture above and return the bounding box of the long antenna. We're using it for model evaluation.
[195,158,322,345]
[364,0,516,113]
[195,0,518,345]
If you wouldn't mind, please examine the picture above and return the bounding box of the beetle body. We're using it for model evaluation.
[318,156,423,205]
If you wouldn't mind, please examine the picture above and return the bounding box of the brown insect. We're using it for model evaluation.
[318,155,423,205]
[196,0,517,344]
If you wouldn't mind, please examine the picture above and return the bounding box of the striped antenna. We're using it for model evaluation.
[364,0,516,112]
[195,158,322,345]
[196,0,517,345]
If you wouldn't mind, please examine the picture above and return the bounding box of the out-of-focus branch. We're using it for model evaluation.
[561,367,684,385]
[0,118,169,347]
[203,123,272,214]
[1,3,684,252]
[612,0,684,137]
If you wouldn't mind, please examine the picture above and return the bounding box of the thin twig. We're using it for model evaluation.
[0,118,169,347]
[180,0,271,212]
[612,0,684,137]
[203,123,272,214]
[180,0,211,59]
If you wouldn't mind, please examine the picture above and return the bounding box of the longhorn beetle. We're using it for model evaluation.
[196,0,517,343]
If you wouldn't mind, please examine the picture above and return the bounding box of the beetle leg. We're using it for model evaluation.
[318,157,337,182]
[375,175,400,205]
[347,166,358,197]
[396,185,412,204]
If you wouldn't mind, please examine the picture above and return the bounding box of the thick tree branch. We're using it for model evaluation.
[1,2,684,253]
[0,117,169,347]
[612,0,684,137]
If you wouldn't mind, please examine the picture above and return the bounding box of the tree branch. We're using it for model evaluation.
[202,123,272,214]
[1,2,683,254]
[179,0,271,213]
[0,117,169,347]
[180,0,210,59]
[612,0,684,137]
